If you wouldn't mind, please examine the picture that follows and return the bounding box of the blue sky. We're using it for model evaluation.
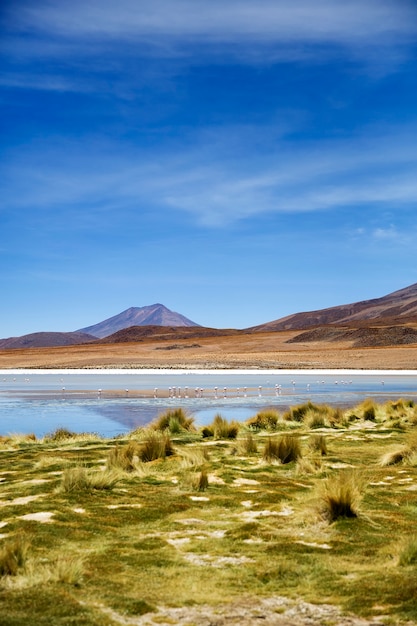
[1,0,417,336]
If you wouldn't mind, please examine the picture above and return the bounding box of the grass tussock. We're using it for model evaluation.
[282,402,344,428]
[239,433,258,455]
[0,535,29,577]
[180,446,209,469]
[247,410,279,431]
[398,536,417,566]
[309,434,328,455]
[195,468,209,492]
[107,442,140,472]
[317,470,364,523]
[151,408,195,433]
[59,466,119,493]
[204,414,240,439]
[137,431,174,462]
[296,457,323,476]
[54,556,84,586]
[263,434,302,464]
[45,427,77,442]
[351,398,377,422]
[0,433,37,448]
[379,430,417,466]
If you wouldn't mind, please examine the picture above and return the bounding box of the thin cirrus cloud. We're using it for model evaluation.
[3,123,417,227]
[4,0,417,60]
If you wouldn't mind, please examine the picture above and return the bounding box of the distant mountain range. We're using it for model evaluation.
[1,284,417,350]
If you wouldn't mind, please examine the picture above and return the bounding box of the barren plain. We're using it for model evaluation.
[1,329,417,370]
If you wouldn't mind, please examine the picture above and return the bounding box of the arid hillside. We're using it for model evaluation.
[250,282,417,331]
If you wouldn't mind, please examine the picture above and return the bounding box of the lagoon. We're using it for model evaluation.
[1,368,417,437]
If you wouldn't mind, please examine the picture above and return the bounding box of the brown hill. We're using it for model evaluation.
[0,331,96,350]
[286,325,417,348]
[97,325,242,344]
[249,282,417,332]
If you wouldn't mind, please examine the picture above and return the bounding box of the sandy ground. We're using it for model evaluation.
[0,330,417,370]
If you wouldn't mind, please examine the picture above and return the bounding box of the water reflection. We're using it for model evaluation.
[1,369,417,438]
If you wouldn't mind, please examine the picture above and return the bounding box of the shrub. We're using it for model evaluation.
[138,431,174,462]
[309,434,328,455]
[0,535,29,576]
[247,410,279,431]
[317,471,364,523]
[151,408,195,433]
[263,434,302,464]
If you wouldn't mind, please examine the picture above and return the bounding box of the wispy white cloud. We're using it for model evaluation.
[3,0,417,66]
[2,122,417,228]
[8,0,416,45]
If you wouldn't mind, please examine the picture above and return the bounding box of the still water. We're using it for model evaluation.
[1,369,417,438]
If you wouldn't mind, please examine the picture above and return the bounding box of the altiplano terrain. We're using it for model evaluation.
[1,327,417,370]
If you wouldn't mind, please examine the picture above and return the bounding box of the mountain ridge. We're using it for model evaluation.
[249,282,417,332]
[1,283,417,350]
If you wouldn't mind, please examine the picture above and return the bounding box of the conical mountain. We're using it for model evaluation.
[77,304,200,338]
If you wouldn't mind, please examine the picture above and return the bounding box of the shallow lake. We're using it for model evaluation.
[1,369,417,438]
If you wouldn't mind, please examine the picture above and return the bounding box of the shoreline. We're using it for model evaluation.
[2,367,417,376]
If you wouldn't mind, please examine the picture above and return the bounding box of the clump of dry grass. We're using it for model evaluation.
[208,414,239,439]
[180,446,209,469]
[263,434,302,464]
[107,442,140,472]
[379,431,417,466]
[296,457,322,476]
[239,433,258,455]
[283,402,316,423]
[398,536,417,566]
[317,471,364,523]
[45,427,77,442]
[151,408,195,433]
[58,466,119,493]
[282,402,341,428]
[247,410,279,431]
[309,434,328,456]
[54,556,84,586]
[195,468,209,492]
[137,431,174,462]
[0,535,29,576]
[352,398,377,422]
[1,433,37,448]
